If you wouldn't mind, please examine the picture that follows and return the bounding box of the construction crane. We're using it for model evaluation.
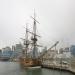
[48,41,59,50]
[39,41,59,58]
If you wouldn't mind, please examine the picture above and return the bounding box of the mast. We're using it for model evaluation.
[24,24,29,58]
[31,11,38,59]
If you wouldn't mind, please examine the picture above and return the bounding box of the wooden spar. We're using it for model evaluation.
[24,24,29,58]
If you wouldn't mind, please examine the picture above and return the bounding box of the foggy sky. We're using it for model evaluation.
[0,0,75,49]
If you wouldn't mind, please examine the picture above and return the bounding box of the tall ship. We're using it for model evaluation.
[20,12,41,68]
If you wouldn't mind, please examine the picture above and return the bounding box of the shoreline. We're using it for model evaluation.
[41,65,75,74]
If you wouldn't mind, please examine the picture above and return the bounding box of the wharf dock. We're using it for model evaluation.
[39,42,75,74]
[41,64,75,74]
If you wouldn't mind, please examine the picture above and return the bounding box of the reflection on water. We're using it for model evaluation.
[0,62,74,75]
[25,69,42,75]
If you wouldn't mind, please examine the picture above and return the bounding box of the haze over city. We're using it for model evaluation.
[0,1,75,75]
[0,0,75,49]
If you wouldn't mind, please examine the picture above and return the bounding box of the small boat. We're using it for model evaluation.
[25,66,41,69]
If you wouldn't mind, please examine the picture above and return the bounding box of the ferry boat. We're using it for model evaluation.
[20,12,41,68]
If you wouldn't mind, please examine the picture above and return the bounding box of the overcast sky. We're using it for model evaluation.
[0,0,75,49]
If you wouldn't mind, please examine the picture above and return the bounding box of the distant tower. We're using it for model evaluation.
[0,49,2,57]
[59,48,64,54]
[42,46,47,53]
[12,45,15,51]
[70,45,75,56]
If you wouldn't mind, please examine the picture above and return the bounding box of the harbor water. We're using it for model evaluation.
[0,62,74,75]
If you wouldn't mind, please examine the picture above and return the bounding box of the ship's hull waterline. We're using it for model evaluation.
[19,57,41,68]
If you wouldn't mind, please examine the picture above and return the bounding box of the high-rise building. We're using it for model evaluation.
[14,43,23,58]
[70,45,75,56]
[12,45,15,51]
[64,47,70,52]
[0,49,2,57]
[59,48,64,54]
[2,46,13,58]
[2,46,11,51]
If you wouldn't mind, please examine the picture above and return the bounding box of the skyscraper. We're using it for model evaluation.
[70,45,75,56]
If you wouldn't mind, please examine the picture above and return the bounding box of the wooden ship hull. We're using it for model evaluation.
[19,57,41,68]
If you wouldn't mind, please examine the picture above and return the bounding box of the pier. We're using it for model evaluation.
[39,46,75,74]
